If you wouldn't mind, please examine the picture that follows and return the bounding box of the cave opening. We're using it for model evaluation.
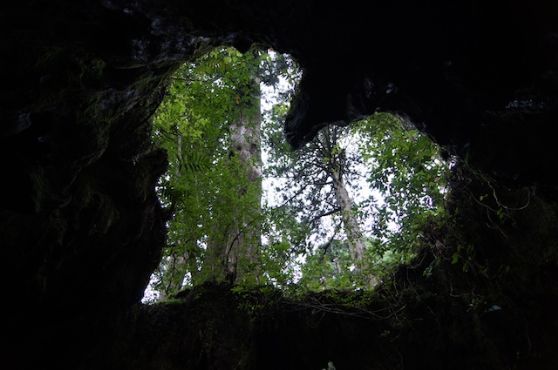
[143,46,450,303]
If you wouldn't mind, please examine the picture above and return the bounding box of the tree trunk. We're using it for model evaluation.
[331,168,377,287]
[226,71,262,285]
[331,170,365,262]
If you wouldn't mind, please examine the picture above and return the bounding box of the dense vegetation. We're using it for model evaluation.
[147,47,448,300]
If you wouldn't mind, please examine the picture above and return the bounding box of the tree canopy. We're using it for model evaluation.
[146,47,448,301]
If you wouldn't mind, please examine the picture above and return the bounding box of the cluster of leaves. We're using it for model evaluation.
[263,112,449,290]
[151,47,263,295]
[354,114,449,263]
[148,46,449,299]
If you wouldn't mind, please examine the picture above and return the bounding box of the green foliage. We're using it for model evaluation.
[263,112,449,290]
[353,113,449,256]
[260,206,310,287]
[148,46,449,300]
[298,240,355,290]
[151,47,264,296]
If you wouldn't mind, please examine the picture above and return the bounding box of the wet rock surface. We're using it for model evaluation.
[2,1,558,369]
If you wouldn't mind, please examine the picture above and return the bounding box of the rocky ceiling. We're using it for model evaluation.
[2,0,558,369]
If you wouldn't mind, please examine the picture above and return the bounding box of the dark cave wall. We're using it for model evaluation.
[89,173,558,370]
[1,2,182,367]
[2,0,558,369]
